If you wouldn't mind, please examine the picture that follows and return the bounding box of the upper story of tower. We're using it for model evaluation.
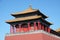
[6,6,52,27]
[11,6,48,19]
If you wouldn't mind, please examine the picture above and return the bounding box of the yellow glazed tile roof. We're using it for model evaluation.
[11,7,38,15]
[56,28,60,32]
[6,15,42,22]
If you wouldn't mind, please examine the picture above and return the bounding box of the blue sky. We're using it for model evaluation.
[0,0,60,40]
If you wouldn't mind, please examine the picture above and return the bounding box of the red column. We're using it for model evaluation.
[28,22,31,31]
[41,24,44,30]
[13,25,16,33]
[45,27,48,32]
[19,24,21,32]
[48,27,51,33]
[19,24,23,32]
[14,25,16,33]
[10,25,15,33]
[38,21,41,30]
[10,25,14,33]
[34,22,37,30]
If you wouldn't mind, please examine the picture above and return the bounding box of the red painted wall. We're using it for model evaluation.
[5,33,60,40]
